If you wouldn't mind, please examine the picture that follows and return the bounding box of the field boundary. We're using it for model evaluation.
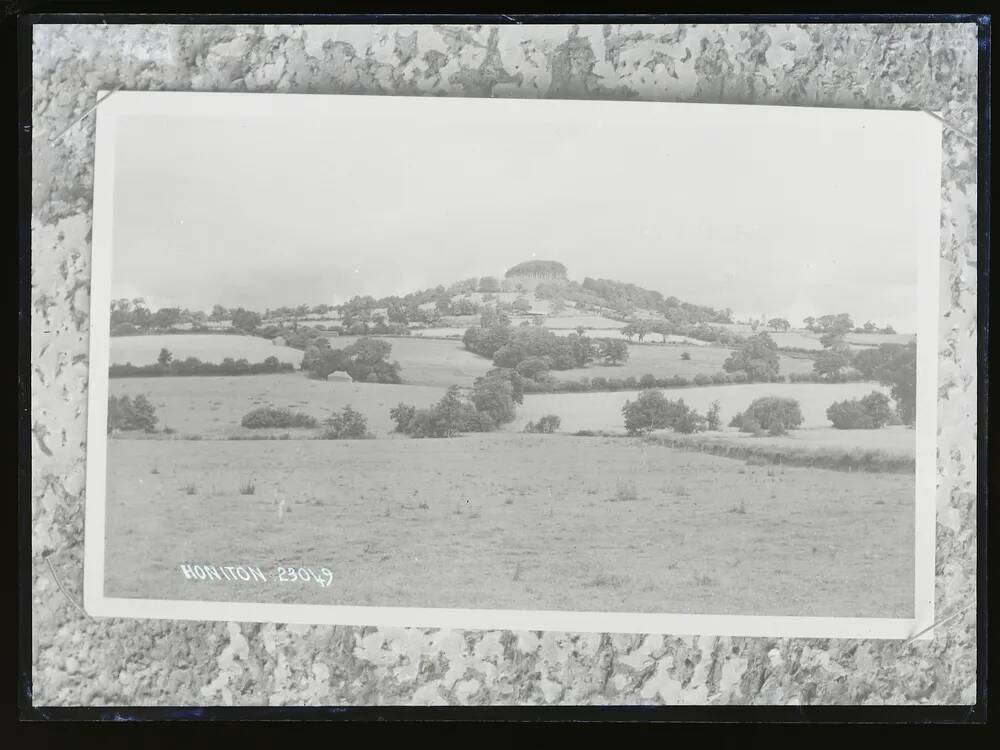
[642,433,914,474]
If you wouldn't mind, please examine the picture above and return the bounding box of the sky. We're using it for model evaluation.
[109,94,939,332]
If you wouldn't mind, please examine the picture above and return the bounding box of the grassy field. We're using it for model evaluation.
[111,374,894,442]
[104,434,914,617]
[554,343,815,381]
[335,335,813,384]
[329,335,493,387]
[109,375,445,437]
[512,382,892,433]
[844,332,916,347]
[659,426,915,457]
[111,334,303,366]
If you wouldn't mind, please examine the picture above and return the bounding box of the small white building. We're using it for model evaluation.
[326,371,353,382]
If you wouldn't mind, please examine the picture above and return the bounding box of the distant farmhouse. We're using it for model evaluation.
[504,260,568,292]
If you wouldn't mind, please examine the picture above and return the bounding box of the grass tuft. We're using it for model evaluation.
[610,478,639,502]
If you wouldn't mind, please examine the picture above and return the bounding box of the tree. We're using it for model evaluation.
[826,391,895,429]
[387,301,409,325]
[620,323,637,342]
[633,320,650,343]
[157,348,173,366]
[515,356,552,380]
[301,337,401,383]
[323,405,371,439]
[729,397,803,435]
[478,276,501,293]
[575,326,586,337]
[480,305,510,329]
[722,332,780,381]
[767,318,790,332]
[512,297,532,314]
[813,347,853,379]
[108,393,158,433]
[231,308,262,332]
[598,338,629,366]
[853,343,903,380]
[151,307,181,329]
[803,316,816,331]
[622,391,704,435]
[389,403,418,434]
[470,369,520,427]
[649,319,672,343]
[873,342,917,425]
[706,400,722,430]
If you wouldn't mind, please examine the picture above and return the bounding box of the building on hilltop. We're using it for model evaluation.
[504,260,568,291]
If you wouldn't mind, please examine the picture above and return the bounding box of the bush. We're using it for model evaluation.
[241,407,318,429]
[730,397,803,435]
[108,394,158,433]
[827,391,895,429]
[680,352,691,360]
[323,405,371,439]
[524,414,561,434]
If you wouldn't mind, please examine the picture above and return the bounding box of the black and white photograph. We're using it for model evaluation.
[84,90,939,638]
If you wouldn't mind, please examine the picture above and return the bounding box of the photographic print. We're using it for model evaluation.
[84,91,940,637]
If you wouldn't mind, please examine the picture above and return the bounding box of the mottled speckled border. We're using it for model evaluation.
[30,22,979,707]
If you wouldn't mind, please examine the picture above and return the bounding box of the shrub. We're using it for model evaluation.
[323,405,372,439]
[611,478,639,502]
[730,397,803,435]
[241,407,318,429]
[693,373,712,386]
[680,352,691,360]
[827,391,895,429]
[524,414,561,434]
[108,394,158,433]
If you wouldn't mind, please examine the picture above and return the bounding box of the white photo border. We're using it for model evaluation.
[83,91,941,639]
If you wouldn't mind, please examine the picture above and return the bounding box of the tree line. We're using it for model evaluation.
[109,349,293,378]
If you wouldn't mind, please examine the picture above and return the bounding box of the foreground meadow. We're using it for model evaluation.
[104,434,914,618]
